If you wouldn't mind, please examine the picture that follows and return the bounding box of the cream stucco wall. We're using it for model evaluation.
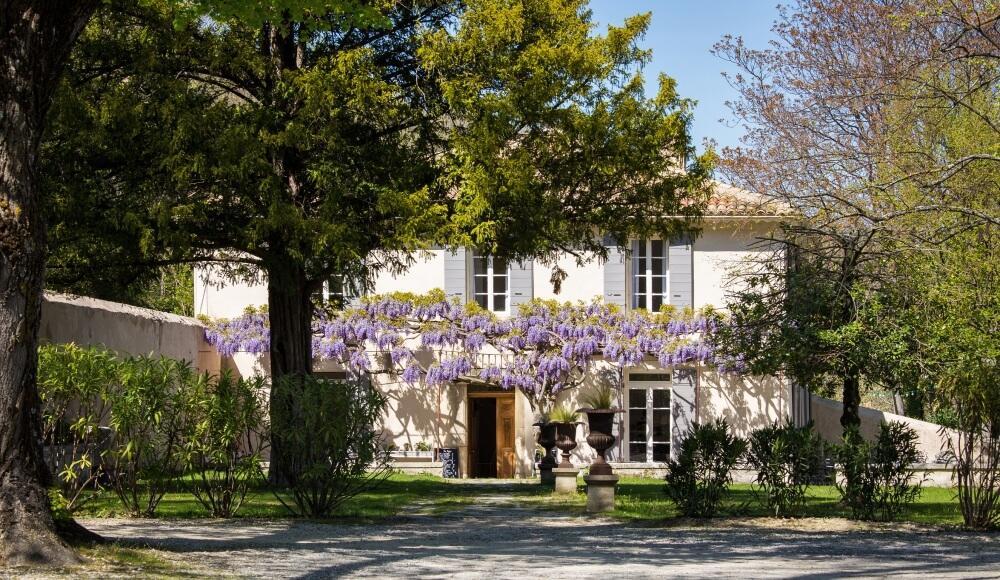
[40,292,218,373]
[810,394,950,463]
[194,265,268,319]
[693,220,780,311]
[532,256,605,303]
[697,370,790,437]
[373,250,446,295]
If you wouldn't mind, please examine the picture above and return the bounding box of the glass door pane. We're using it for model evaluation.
[628,388,648,462]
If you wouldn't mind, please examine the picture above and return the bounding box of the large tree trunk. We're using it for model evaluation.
[840,361,862,430]
[266,259,314,484]
[1,1,98,566]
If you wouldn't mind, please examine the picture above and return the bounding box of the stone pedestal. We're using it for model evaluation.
[584,474,620,512]
[552,467,580,493]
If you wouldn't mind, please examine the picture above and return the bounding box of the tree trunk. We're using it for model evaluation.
[840,361,862,431]
[265,259,314,484]
[1,1,99,566]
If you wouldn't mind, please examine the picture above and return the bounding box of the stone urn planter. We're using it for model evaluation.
[579,408,624,476]
[534,421,558,484]
[553,422,580,468]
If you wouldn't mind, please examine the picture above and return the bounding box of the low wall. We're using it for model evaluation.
[40,292,220,373]
[810,394,950,463]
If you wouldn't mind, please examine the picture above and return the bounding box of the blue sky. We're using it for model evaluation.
[588,1,779,152]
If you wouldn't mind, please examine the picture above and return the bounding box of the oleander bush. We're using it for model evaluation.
[38,343,119,512]
[178,370,269,517]
[746,421,823,516]
[270,374,392,517]
[104,355,196,517]
[835,422,924,521]
[665,419,747,517]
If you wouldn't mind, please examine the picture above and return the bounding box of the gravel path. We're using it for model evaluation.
[79,492,1000,579]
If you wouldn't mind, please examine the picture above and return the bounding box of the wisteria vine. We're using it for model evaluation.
[203,291,746,412]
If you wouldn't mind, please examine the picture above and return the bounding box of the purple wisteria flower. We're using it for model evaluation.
[202,293,743,408]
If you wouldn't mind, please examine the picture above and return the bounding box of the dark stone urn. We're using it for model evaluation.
[534,421,558,483]
[581,408,623,476]
[553,422,580,468]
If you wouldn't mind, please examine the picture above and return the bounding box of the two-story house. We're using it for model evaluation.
[194,183,807,478]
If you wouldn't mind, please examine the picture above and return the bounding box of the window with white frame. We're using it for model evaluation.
[313,275,352,309]
[626,372,671,462]
[631,239,669,311]
[472,252,509,313]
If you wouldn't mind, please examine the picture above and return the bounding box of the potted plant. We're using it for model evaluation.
[533,411,558,483]
[549,404,581,468]
[414,440,433,459]
[578,385,623,476]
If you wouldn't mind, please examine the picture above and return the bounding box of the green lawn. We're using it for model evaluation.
[71,473,474,519]
[515,477,964,526]
[69,473,964,527]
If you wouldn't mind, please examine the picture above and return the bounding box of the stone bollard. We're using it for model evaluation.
[552,467,580,493]
[583,474,619,512]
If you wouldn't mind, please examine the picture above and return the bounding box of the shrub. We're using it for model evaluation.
[178,370,269,517]
[105,355,195,517]
[834,422,924,521]
[37,343,118,512]
[270,374,392,517]
[665,419,747,517]
[944,393,1000,530]
[746,421,822,516]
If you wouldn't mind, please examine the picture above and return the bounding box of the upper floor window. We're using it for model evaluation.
[472,252,509,313]
[314,275,353,309]
[631,239,668,311]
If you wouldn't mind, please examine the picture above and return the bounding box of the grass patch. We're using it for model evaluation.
[69,472,963,527]
[71,473,475,520]
[514,477,964,526]
[60,543,188,577]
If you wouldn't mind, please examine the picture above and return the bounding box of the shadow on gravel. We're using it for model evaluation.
[82,482,1000,578]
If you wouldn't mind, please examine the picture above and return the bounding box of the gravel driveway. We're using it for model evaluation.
[79,494,1000,579]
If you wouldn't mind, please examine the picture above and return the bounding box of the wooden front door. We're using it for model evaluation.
[496,397,516,479]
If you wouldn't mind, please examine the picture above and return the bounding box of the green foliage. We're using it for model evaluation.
[944,387,1000,530]
[178,370,269,518]
[580,384,615,410]
[105,355,195,517]
[548,404,580,424]
[664,419,747,517]
[745,421,823,516]
[44,0,711,348]
[270,375,392,517]
[421,0,713,261]
[834,423,924,521]
[37,343,119,512]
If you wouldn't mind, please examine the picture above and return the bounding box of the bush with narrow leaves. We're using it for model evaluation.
[271,374,391,517]
[178,370,269,517]
[105,355,194,517]
[835,422,924,521]
[38,343,118,513]
[665,419,747,517]
[746,421,822,516]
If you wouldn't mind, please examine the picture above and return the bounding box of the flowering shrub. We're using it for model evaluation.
[204,291,744,412]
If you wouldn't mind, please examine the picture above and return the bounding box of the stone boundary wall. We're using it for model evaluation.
[810,394,951,463]
[40,292,220,373]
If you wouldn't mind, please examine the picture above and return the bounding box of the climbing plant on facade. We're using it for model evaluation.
[204,292,743,414]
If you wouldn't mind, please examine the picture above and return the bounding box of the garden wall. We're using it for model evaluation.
[40,292,220,373]
[810,394,951,465]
